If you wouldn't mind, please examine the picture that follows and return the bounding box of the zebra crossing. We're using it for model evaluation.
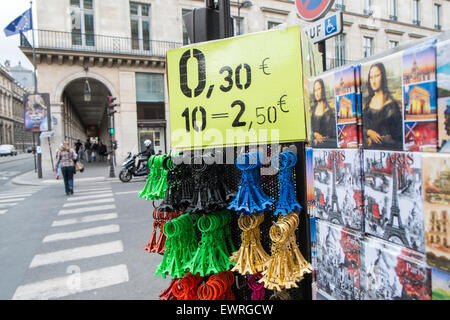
[12,184,130,300]
[0,170,20,181]
[0,187,43,215]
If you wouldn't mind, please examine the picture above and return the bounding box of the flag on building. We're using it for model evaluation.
[3,8,33,37]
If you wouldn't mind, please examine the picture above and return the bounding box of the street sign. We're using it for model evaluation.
[296,0,335,21]
[40,130,54,138]
[167,26,309,150]
[302,11,343,43]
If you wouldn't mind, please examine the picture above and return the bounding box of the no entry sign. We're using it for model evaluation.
[296,0,335,21]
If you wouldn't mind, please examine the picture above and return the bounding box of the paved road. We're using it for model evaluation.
[0,154,35,189]
[0,171,170,300]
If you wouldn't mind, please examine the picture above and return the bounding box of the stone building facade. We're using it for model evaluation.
[0,61,33,151]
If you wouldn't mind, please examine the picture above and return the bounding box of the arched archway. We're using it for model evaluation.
[55,71,118,101]
[59,75,114,164]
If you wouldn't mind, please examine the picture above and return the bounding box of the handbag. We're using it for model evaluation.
[75,161,84,172]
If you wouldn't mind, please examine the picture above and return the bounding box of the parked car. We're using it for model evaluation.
[0,144,18,156]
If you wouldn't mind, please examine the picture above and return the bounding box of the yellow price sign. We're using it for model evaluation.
[167,25,308,150]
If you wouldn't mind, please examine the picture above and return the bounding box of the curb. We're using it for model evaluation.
[10,170,43,186]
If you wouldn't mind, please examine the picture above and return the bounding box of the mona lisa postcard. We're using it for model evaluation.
[361,52,404,151]
[308,72,338,148]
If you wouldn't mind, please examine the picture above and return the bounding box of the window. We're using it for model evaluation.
[70,0,95,46]
[335,34,346,67]
[412,0,420,25]
[136,73,164,103]
[267,21,281,30]
[434,4,441,29]
[136,73,165,121]
[363,36,374,57]
[389,40,399,49]
[335,0,345,10]
[363,0,373,15]
[130,2,151,51]
[233,16,244,36]
[389,0,397,20]
[182,9,192,45]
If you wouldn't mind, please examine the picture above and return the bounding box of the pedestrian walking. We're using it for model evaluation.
[78,144,86,165]
[98,141,107,162]
[55,143,63,180]
[75,139,82,153]
[56,141,78,195]
[91,141,98,162]
[85,138,92,163]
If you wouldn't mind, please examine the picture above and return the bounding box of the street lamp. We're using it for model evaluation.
[237,0,252,35]
[83,79,91,102]
[83,66,91,102]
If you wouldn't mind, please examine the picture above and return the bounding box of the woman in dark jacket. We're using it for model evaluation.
[363,62,403,150]
[310,78,337,148]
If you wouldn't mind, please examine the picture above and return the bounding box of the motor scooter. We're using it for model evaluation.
[119,152,149,182]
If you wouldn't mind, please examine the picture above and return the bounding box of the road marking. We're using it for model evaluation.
[0,193,32,199]
[51,213,118,227]
[63,198,114,208]
[0,198,25,203]
[0,209,7,215]
[12,264,130,300]
[66,193,114,202]
[75,187,112,193]
[29,240,124,268]
[43,176,106,184]
[58,204,116,215]
[71,190,113,197]
[114,190,141,195]
[43,224,120,242]
[0,203,17,207]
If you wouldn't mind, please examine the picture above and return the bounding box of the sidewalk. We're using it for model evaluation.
[11,161,118,187]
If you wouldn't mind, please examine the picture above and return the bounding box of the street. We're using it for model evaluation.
[0,154,35,189]
[0,157,170,300]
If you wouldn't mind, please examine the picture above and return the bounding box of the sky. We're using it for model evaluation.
[0,0,37,70]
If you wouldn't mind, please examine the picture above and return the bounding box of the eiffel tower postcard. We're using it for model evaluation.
[313,148,364,231]
[364,150,425,253]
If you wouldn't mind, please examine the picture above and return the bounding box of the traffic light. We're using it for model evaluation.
[182,0,233,43]
[113,140,118,150]
[107,96,117,116]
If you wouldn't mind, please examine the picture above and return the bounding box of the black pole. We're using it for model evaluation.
[218,0,233,39]
[294,142,312,300]
[109,115,115,178]
[32,132,37,172]
[48,136,54,171]
[318,40,326,71]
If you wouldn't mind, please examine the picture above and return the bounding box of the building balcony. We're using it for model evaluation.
[20,29,183,67]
